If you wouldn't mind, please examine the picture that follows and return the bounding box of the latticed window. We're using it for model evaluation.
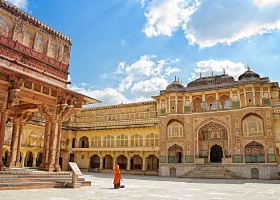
[168,122,183,137]
[91,136,101,148]
[116,135,128,147]
[131,134,143,147]
[103,135,114,147]
[146,133,159,147]
[243,115,263,137]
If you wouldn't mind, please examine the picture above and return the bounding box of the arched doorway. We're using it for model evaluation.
[116,155,127,170]
[168,144,183,163]
[90,155,100,170]
[146,155,159,171]
[3,150,9,167]
[36,152,43,167]
[245,141,265,163]
[130,155,142,170]
[170,167,176,177]
[210,145,223,162]
[79,136,89,148]
[198,121,228,160]
[251,168,259,179]
[25,152,33,167]
[59,155,63,170]
[103,155,113,169]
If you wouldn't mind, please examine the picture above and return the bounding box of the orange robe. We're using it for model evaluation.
[113,167,121,188]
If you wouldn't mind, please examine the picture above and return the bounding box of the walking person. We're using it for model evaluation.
[113,164,121,189]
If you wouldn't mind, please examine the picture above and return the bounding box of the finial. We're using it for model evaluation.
[247,65,251,71]
[175,75,177,82]
[178,77,180,82]
[223,68,225,75]
[211,71,214,76]
[199,72,202,78]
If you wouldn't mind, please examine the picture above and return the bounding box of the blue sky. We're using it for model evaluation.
[8,0,280,105]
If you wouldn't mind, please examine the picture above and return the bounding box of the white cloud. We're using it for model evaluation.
[253,0,280,8]
[70,55,181,106]
[6,0,28,10]
[117,55,181,93]
[141,0,280,48]
[69,85,129,106]
[143,0,200,37]
[191,60,246,80]
[165,66,181,75]
[131,77,168,95]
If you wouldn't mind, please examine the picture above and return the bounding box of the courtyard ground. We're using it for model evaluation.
[0,173,280,200]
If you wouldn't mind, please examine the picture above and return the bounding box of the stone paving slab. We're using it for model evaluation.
[0,173,280,200]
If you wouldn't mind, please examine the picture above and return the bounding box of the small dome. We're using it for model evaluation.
[166,77,184,92]
[238,67,260,81]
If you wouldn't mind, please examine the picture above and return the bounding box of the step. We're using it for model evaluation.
[0,181,66,190]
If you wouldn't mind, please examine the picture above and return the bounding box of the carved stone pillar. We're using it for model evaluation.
[15,124,24,167]
[32,152,37,167]
[99,156,103,170]
[55,121,62,172]
[46,119,58,172]
[142,156,146,171]
[8,120,20,168]
[127,154,131,171]
[40,121,51,170]
[0,110,8,170]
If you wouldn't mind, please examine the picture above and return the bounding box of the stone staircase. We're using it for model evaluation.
[181,164,241,179]
[0,168,91,190]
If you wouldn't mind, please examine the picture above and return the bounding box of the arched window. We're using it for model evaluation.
[0,16,10,37]
[146,133,159,147]
[242,115,263,137]
[103,135,114,147]
[91,136,101,148]
[168,121,183,138]
[192,97,202,112]
[79,136,89,148]
[131,134,143,147]
[116,135,128,147]
[220,94,231,109]
[245,141,265,163]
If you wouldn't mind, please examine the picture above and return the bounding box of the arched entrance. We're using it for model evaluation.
[198,121,228,161]
[210,145,223,162]
[90,155,100,169]
[25,152,33,167]
[116,155,127,170]
[36,152,43,167]
[146,155,159,171]
[168,144,183,163]
[103,155,113,169]
[130,155,142,170]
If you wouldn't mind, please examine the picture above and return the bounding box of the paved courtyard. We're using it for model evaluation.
[1,173,280,200]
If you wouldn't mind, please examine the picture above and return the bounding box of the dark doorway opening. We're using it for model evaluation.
[210,145,223,162]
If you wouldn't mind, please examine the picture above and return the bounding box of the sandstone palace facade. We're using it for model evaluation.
[0,0,280,180]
